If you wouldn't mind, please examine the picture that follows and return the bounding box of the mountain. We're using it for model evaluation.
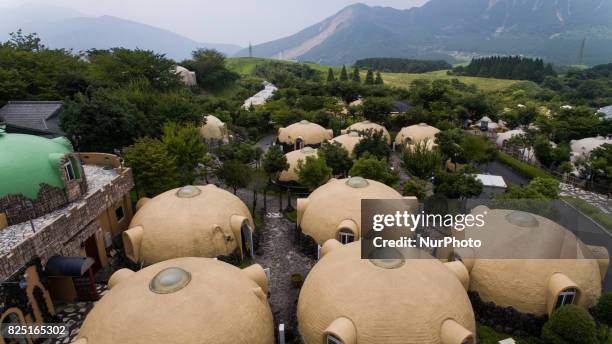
[237,0,612,66]
[0,4,242,60]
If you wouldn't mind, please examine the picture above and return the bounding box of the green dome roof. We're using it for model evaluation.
[0,132,75,199]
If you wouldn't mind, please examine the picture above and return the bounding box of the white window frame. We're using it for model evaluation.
[337,230,355,245]
[326,334,343,344]
[555,288,577,309]
[64,160,76,181]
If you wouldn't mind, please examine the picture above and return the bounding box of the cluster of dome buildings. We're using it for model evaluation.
[276,120,441,185]
[67,171,608,344]
[2,113,608,344]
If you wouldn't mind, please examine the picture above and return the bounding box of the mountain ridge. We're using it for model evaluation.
[236,0,612,66]
[0,4,242,60]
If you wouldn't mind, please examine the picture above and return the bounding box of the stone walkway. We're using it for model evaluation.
[256,214,314,341]
[560,183,612,215]
[46,284,108,344]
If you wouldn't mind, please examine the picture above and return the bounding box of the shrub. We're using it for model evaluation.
[541,305,598,344]
[497,152,554,180]
[593,293,612,327]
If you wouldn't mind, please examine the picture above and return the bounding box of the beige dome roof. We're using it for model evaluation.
[124,185,254,265]
[297,177,409,245]
[395,123,440,146]
[77,257,273,344]
[200,115,227,140]
[279,147,318,182]
[330,132,362,156]
[298,242,475,344]
[277,120,333,145]
[458,207,606,315]
[344,120,391,144]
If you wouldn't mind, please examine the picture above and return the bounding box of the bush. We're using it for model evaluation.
[541,305,598,344]
[497,152,554,180]
[593,293,612,327]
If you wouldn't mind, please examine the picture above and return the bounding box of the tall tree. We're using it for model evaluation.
[161,122,205,185]
[216,160,251,194]
[124,137,179,197]
[339,65,349,81]
[326,68,336,82]
[296,156,332,191]
[433,172,483,200]
[374,71,384,85]
[353,129,391,159]
[351,66,361,83]
[60,89,138,152]
[262,145,289,209]
[182,48,238,89]
[318,141,353,176]
[349,153,399,187]
[401,141,443,179]
[365,69,375,85]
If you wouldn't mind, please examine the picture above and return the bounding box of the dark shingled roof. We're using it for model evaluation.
[392,101,412,113]
[0,101,64,137]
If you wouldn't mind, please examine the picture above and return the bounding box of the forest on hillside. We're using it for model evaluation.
[354,58,452,73]
[452,56,556,83]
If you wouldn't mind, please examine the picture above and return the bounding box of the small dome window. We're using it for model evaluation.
[299,120,310,124]
[369,247,405,269]
[348,131,360,137]
[301,146,315,154]
[505,211,539,228]
[345,177,369,188]
[326,334,344,344]
[176,185,201,198]
[149,267,191,294]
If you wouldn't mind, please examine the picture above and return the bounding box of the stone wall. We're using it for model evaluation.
[0,169,134,280]
[0,155,87,226]
[469,291,547,337]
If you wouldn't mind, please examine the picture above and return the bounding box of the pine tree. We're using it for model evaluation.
[351,66,361,83]
[340,65,349,81]
[365,69,374,85]
[327,68,336,82]
[374,71,383,84]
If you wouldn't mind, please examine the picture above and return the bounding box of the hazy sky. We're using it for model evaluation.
[2,0,428,46]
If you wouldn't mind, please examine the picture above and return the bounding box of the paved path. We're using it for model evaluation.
[560,183,612,215]
[255,134,277,153]
[256,214,314,339]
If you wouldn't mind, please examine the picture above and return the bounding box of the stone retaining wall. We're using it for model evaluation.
[0,169,133,280]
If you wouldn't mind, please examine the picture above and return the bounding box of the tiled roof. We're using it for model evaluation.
[0,101,64,135]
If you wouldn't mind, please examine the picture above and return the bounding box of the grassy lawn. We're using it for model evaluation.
[562,196,612,232]
[226,57,527,92]
[477,323,541,344]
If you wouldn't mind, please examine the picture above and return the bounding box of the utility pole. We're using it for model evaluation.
[248,41,252,58]
[578,36,586,65]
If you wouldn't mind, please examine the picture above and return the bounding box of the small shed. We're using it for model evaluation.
[474,174,507,198]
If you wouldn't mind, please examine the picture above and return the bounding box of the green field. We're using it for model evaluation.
[226,57,528,92]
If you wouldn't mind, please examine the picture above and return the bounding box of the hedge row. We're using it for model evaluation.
[497,152,554,180]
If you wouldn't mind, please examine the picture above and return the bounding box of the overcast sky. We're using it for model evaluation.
[2,0,428,46]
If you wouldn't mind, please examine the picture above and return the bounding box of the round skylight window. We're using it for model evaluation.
[346,176,369,188]
[505,211,539,228]
[150,267,191,294]
[176,185,201,198]
[369,248,405,269]
[301,147,316,154]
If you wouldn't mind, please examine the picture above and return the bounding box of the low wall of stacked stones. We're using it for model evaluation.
[0,155,87,226]
[0,168,133,280]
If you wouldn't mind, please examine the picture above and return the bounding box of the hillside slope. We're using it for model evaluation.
[0,4,241,60]
[236,0,612,66]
